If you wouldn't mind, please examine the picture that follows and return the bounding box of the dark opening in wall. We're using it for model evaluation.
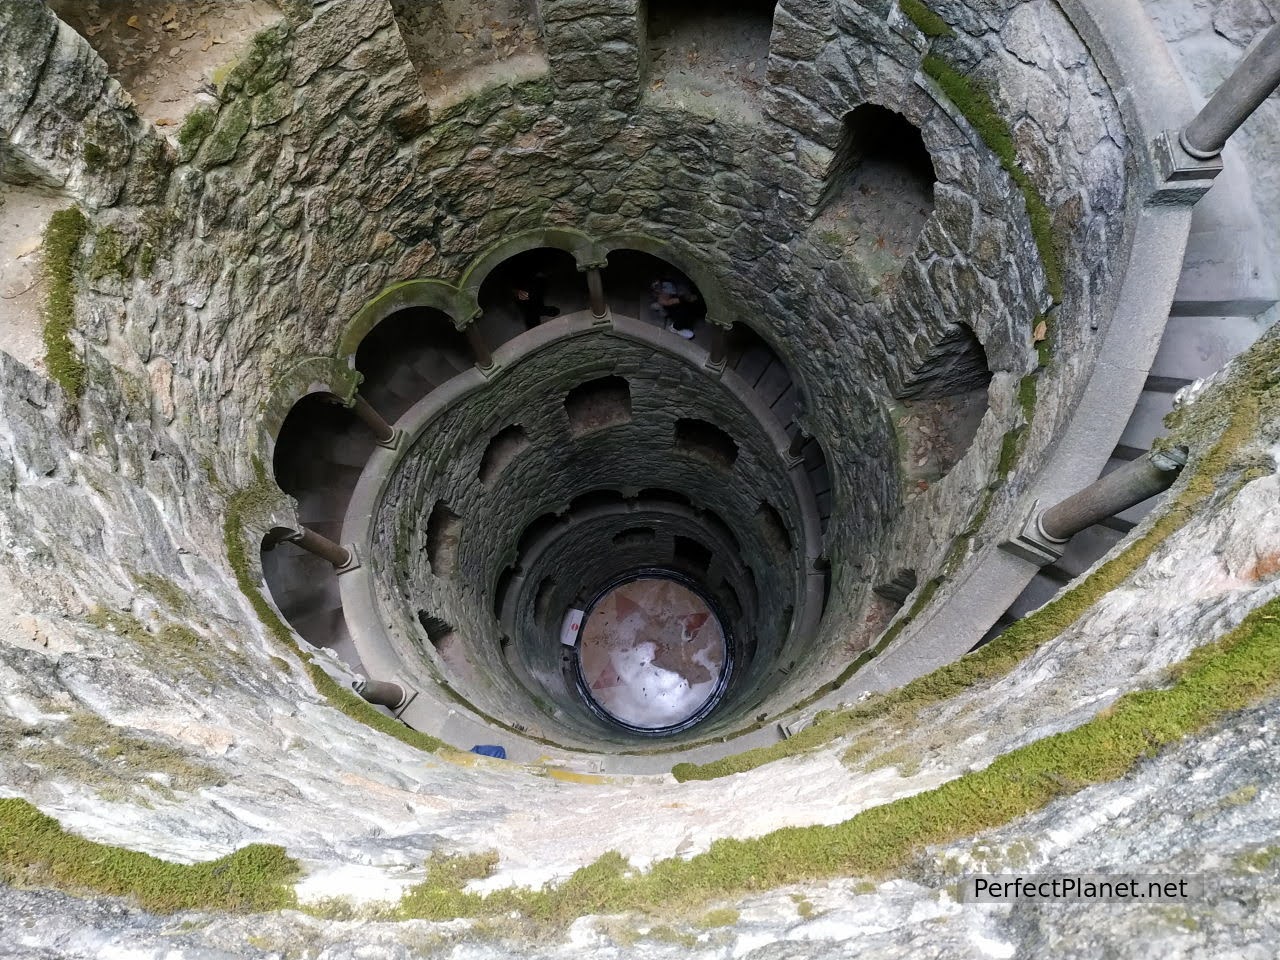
[674,418,739,469]
[569,489,627,514]
[388,0,546,107]
[272,393,376,539]
[756,501,792,557]
[355,306,474,422]
[417,612,455,650]
[637,488,693,509]
[896,323,991,480]
[873,568,918,606]
[673,536,713,575]
[426,501,462,577]
[534,576,557,626]
[479,424,531,485]
[494,565,517,621]
[818,103,937,261]
[518,512,568,556]
[613,527,657,548]
[718,581,743,625]
[645,0,775,103]
[478,247,586,342]
[565,376,632,436]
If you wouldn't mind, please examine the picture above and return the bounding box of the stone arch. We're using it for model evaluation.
[257,356,361,460]
[337,279,464,358]
[457,227,597,320]
[598,232,735,327]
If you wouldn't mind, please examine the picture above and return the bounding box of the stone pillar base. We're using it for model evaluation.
[999,499,1069,566]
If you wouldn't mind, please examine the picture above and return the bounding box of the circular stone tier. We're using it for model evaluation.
[577,575,730,734]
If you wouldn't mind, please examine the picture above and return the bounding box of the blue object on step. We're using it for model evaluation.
[470,745,507,759]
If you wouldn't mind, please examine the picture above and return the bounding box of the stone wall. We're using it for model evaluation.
[0,0,1133,773]
[369,330,805,738]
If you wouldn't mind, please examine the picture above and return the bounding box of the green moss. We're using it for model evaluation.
[671,364,1265,783]
[41,207,89,398]
[19,712,225,801]
[1018,373,1038,425]
[697,907,740,928]
[922,54,1063,303]
[387,587,1280,926]
[223,488,446,754]
[138,242,157,277]
[900,0,955,38]
[996,427,1024,481]
[0,797,297,912]
[793,895,815,918]
[863,745,922,777]
[397,851,500,920]
[88,228,129,282]
[82,142,107,170]
[176,107,217,157]
[1234,845,1280,873]
[199,100,252,168]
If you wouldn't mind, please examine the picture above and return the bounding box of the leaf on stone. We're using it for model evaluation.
[126,15,141,29]
[1033,320,1047,342]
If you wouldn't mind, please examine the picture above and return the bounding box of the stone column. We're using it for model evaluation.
[1039,449,1187,541]
[1181,24,1280,159]
[285,526,355,570]
[787,426,809,461]
[348,393,398,447]
[705,323,729,373]
[353,679,410,711]
[465,324,494,371]
[586,267,608,320]
[1001,449,1187,565]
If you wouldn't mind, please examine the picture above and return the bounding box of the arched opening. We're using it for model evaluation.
[613,527,657,547]
[477,247,587,344]
[817,104,937,266]
[895,323,991,482]
[354,306,474,423]
[645,0,776,104]
[479,424,531,485]
[565,376,632,436]
[674,418,738,469]
[756,501,791,558]
[426,501,463,577]
[603,249,707,341]
[272,392,376,541]
[673,536,713,575]
[518,512,569,556]
[260,528,360,675]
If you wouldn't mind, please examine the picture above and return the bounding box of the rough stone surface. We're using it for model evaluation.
[3,0,1263,956]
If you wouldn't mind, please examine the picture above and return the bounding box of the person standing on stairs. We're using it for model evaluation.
[652,277,696,339]
[514,268,561,330]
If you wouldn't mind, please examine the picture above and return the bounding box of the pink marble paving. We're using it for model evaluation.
[579,578,726,729]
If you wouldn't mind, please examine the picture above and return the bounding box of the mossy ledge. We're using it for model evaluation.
[671,341,1270,782]
[922,53,1064,304]
[0,798,298,913]
[41,207,89,398]
[900,0,956,38]
[222,484,446,755]
[385,590,1280,927]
